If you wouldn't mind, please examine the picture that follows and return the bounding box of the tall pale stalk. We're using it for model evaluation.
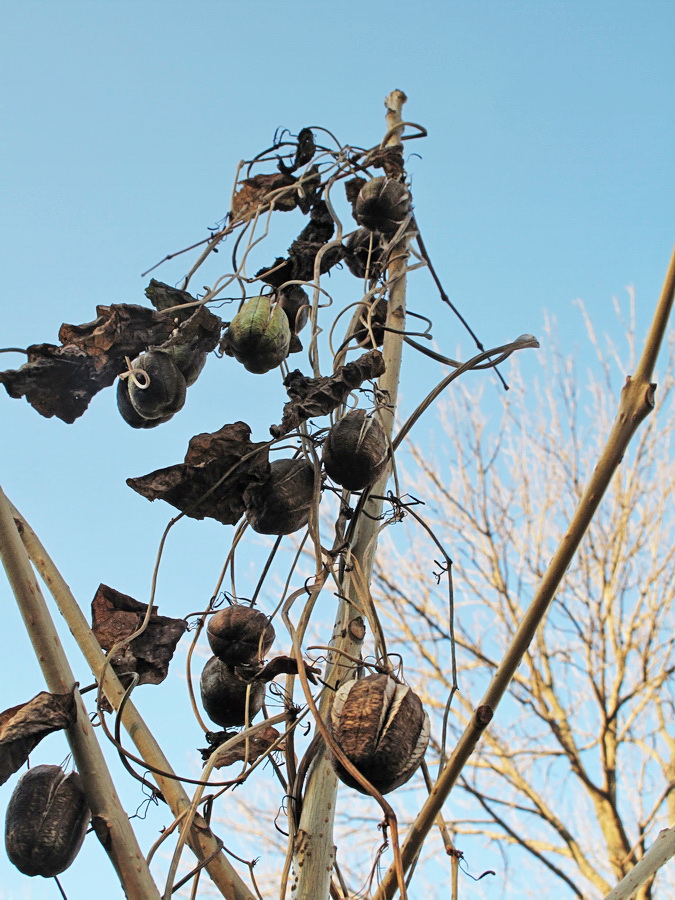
[0,486,162,900]
[289,90,411,900]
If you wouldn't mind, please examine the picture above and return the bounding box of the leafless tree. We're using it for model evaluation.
[372,297,675,898]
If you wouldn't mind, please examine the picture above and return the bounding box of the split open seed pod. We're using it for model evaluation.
[322,409,389,491]
[207,605,276,665]
[344,227,385,279]
[126,349,187,420]
[224,296,291,374]
[329,674,429,795]
[116,375,175,428]
[200,656,265,727]
[244,458,315,535]
[354,177,411,236]
[5,765,91,877]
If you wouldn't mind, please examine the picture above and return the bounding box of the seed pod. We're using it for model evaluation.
[127,350,187,420]
[207,606,276,665]
[329,674,429,795]
[225,296,291,374]
[244,458,315,535]
[354,177,411,235]
[277,285,309,336]
[344,227,385,279]
[163,343,208,387]
[5,765,91,877]
[322,409,389,491]
[353,298,388,349]
[200,656,265,727]
[116,375,174,428]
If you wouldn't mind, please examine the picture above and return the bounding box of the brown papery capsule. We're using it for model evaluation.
[344,227,385,279]
[5,765,91,877]
[322,409,389,491]
[244,458,315,535]
[116,375,175,428]
[207,605,276,665]
[329,674,429,795]
[354,177,411,235]
[200,657,265,728]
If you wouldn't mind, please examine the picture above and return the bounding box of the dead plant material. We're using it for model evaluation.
[126,421,270,525]
[207,606,276,666]
[0,304,176,422]
[244,458,315,535]
[5,765,91,877]
[322,408,389,491]
[270,349,385,438]
[0,690,77,786]
[329,674,429,795]
[200,657,265,728]
[91,584,187,686]
[199,724,282,766]
[354,177,411,235]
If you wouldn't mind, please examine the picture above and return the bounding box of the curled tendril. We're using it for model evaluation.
[118,355,150,389]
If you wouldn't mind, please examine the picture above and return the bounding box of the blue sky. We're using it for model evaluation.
[1,2,673,898]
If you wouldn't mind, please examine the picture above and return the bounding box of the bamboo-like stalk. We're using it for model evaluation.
[602,826,675,900]
[373,247,675,900]
[8,498,257,900]
[289,90,411,900]
[0,486,162,900]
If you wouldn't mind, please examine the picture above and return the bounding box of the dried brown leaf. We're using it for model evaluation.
[200,725,283,767]
[0,690,77,786]
[127,421,270,524]
[256,656,321,685]
[0,304,176,422]
[271,350,386,437]
[91,584,187,686]
[231,173,299,221]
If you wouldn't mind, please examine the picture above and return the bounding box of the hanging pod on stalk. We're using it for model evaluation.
[329,673,430,795]
[354,176,411,236]
[223,295,291,374]
[5,765,91,878]
[200,657,265,728]
[244,458,316,535]
[117,349,187,426]
[207,605,276,666]
[343,227,385,279]
[322,408,389,491]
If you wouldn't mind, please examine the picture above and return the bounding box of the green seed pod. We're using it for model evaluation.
[244,458,315,535]
[322,409,389,491]
[127,350,187,420]
[225,296,291,374]
[354,177,411,235]
[163,343,208,387]
[5,765,91,877]
[200,656,265,727]
[207,606,276,665]
[329,674,429,795]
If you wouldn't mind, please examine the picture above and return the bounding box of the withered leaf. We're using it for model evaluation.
[231,173,299,222]
[91,584,187,686]
[256,656,321,685]
[271,350,386,437]
[0,304,177,422]
[145,279,198,322]
[127,421,270,524]
[198,725,282,766]
[0,690,77,786]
